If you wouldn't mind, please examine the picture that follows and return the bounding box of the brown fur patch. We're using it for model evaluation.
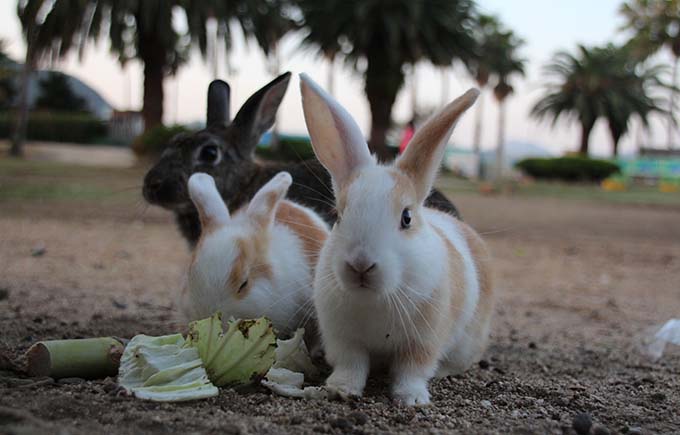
[459,222,495,329]
[395,340,438,369]
[388,169,421,237]
[432,226,468,326]
[226,234,273,300]
[334,171,361,216]
[393,224,464,370]
[275,202,328,272]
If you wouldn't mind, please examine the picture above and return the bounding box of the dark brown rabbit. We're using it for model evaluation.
[143,72,459,247]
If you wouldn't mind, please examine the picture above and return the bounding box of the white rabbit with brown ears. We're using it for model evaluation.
[180,171,328,341]
[299,74,495,406]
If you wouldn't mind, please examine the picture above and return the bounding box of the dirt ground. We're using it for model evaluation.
[1,172,680,434]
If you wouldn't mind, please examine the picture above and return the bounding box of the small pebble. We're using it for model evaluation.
[650,392,666,402]
[572,412,592,435]
[101,378,116,391]
[57,377,86,385]
[329,417,353,430]
[111,299,128,310]
[0,287,9,301]
[31,244,46,257]
[478,359,490,369]
[348,411,368,426]
[480,400,492,408]
[627,428,643,435]
[528,342,537,349]
[289,416,303,425]
[592,424,611,435]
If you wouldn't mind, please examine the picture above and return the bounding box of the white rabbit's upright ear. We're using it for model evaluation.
[396,89,479,203]
[188,173,230,232]
[300,73,374,192]
[247,172,292,228]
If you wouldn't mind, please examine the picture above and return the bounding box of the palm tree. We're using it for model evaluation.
[488,29,525,180]
[17,0,291,133]
[598,49,668,156]
[299,0,478,161]
[467,14,500,175]
[620,0,680,148]
[248,0,297,151]
[532,44,668,156]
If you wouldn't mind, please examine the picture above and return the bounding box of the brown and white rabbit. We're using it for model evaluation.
[299,74,495,406]
[179,171,329,338]
[142,72,460,247]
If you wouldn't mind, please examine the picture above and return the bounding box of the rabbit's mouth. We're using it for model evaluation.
[142,178,190,210]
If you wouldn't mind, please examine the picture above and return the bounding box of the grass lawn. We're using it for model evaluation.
[0,158,145,203]
[2,157,679,208]
[436,174,680,207]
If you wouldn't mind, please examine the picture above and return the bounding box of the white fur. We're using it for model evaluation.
[181,172,328,337]
[301,73,490,406]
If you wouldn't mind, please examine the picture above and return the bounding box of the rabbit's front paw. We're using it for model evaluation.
[392,381,431,406]
[325,372,364,400]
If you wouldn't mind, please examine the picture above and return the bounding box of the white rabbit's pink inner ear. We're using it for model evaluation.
[299,74,374,192]
[247,172,291,228]
[396,89,479,203]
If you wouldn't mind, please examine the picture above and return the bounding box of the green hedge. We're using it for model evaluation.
[256,136,315,161]
[515,157,620,182]
[0,111,107,143]
[131,124,191,158]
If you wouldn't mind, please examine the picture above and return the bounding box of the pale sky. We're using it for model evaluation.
[0,0,676,157]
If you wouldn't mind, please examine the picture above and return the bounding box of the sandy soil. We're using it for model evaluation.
[1,192,679,434]
[0,141,136,168]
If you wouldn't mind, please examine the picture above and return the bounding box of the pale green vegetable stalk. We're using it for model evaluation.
[184,313,276,386]
[26,337,124,379]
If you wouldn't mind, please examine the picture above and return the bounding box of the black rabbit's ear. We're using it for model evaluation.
[207,80,231,127]
[231,72,291,156]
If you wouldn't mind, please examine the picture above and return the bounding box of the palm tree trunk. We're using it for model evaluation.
[609,124,621,157]
[140,36,165,131]
[10,26,38,158]
[472,89,485,178]
[326,53,335,96]
[579,120,594,155]
[10,56,33,157]
[667,55,678,149]
[410,64,418,119]
[269,43,281,153]
[365,57,404,162]
[612,137,621,157]
[9,25,39,157]
[440,68,449,107]
[494,97,506,180]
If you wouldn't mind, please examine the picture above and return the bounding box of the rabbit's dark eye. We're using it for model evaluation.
[238,279,249,292]
[400,208,412,230]
[198,144,220,164]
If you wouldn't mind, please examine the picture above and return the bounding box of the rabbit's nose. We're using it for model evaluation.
[345,255,377,284]
[346,260,377,275]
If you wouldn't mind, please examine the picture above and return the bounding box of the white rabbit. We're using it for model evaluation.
[179,171,329,339]
[299,74,495,406]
